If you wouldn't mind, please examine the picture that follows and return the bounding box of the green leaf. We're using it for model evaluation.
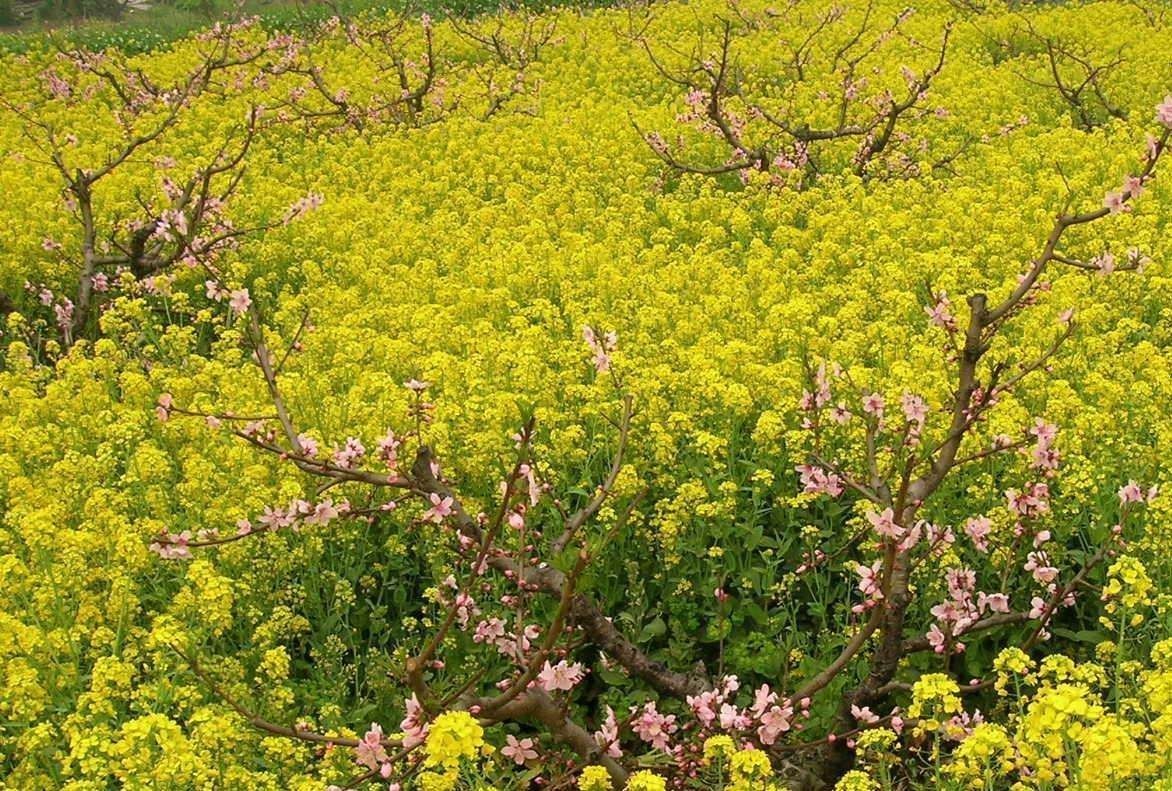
[638,617,667,643]
[1052,628,1109,644]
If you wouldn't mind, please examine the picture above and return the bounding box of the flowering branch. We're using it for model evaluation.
[636,4,953,185]
[450,3,557,119]
[154,300,713,788]
[0,18,296,347]
[1014,18,1128,132]
[265,11,445,132]
[782,105,1172,778]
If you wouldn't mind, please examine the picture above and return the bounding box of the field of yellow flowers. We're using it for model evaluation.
[2,0,1172,789]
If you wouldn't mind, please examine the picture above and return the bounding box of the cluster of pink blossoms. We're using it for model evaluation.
[470,610,587,692]
[1028,419,1060,474]
[683,676,810,748]
[853,560,884,612]
[472,616,539,661]
[1157,94,1172,127]
[795,463,844,496]
[258,497,346,530]
[436,575,480,629]
[866,508,921,553]
[1006,482,1051,522]
[798,362,835,414]
[1098,96,1172,214]
[282,192,324,224]
[42,69,73,99]
[331,436,366,468]
[799,364,929,444]
[149,497,348,559]
[769,140,810,175]
[925,291,957,332]
[537,660,586,692]
[1119,479,1158,505]
[918,424,1066,650]
[332,698,427,786]
[354,722,395,778]
[791,349,1158,659]
[23,279,87,334]
[291,427,403,474]
[963,515,992,552]
[204,280,252,315]
[631,700,678,751]
[925,568,1010,654]
[582,325,618,373]
[150,530,197,560]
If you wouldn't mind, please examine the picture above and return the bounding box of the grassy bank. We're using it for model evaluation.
[0,0,609,53]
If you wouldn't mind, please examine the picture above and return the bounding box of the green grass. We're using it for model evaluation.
[0,0,612,54]
[2,0,402,54]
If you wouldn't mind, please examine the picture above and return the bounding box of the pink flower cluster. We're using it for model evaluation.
[148,497,349,559]
[472,615,541,663]
[866,508,920,552]
[537,660,586,692]
[256,497,347,532]
[683,676,811,749]
[853,560,884,612]
[631,700,678,751]
[799,363,835,412]
[1158,95,1172,128]
[901,393,927,443]
[204,283,251,315]
[332,437,366,468]
[594,705,622,758]
[282,192,324,224]
[925,291,957,332]
[355,722,394,777]
[1103,171,1149,214]
[1029,419,1059,474]
[1118,480,1158,505]
[583,325,618,373]
[150,530,194,560]
[925,567,1010,654]
[963,515,992,553]
[377,430,401,469]
[43,70,73,99]
[795,464,844,497]
[1006,482,1050,521]
[440,575,481,628]
[798,368,931,456]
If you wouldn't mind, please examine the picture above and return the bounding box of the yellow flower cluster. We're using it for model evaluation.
[579,765,613,791]
[625,770,667,791]
[946,638,1172,788]
[728,748,774,790]
[907,673,962,736]
[1102,554,1155,614]
[702,733,736,762]
[833,770,879,791]
[581,744,781,791]
[423,710,485,769]
[419,769,460,791]
[945,722,1013,786]
[994,646,1035,696]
